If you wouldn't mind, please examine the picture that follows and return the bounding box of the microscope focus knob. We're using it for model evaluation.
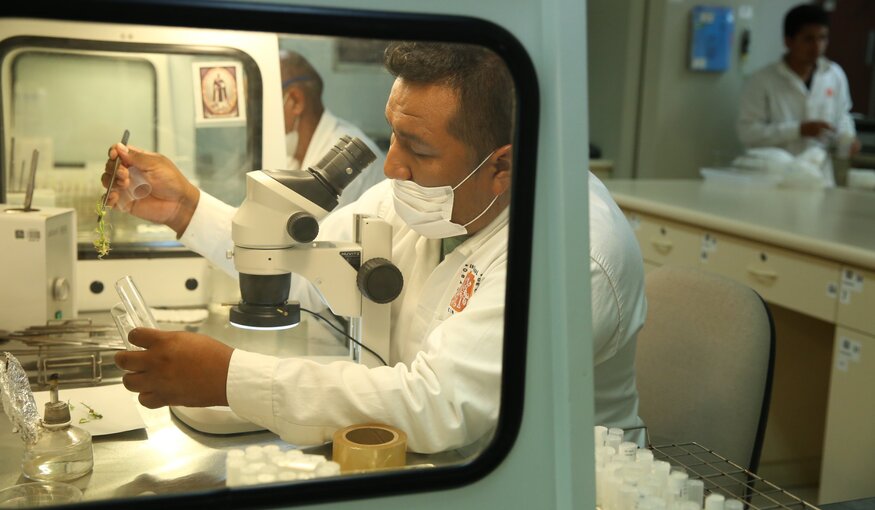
[357,258,404,304]
[287,212,319,243]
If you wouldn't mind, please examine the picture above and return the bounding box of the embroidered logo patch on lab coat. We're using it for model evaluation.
[449,264,482,313]
[826,88,833,97]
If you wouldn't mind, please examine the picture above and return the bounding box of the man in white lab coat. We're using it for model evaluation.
[737,3,860,186]
[104,42,646,453]
[280,50,385,208]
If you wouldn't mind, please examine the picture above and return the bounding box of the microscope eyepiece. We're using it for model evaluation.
[310,136,377,194]
[264,136,377,213]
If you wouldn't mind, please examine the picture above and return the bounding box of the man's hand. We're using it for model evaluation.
[115,329,234,409]
[800,120,834,138]
[102,144,200,237]
[850,137,862,157]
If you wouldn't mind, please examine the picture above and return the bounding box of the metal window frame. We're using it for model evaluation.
[0,1,541,508]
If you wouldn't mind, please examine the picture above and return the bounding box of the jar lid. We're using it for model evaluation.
[43,401,71,425]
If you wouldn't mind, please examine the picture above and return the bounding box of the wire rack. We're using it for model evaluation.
[0,319,124,387]
[650,442,820,510]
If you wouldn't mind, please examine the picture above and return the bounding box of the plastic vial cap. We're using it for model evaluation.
[245,446,264,459]
[725,499,744,510]
[600,446,616,457]
[606,434,622,452]
[620,484,638,508]
[621,468,640,486]
[43,401,72,425]
[636,449,654,463]
[619,441,638,458]
[240,464,260,475]
[669,471,690,484]
[686,479,705,506]
[594,426,608,446]
[669,471,690,496]
[316,464,337,477]
[227,449,245,459]
[653,460,672,476]
[638,485,657,498]
[705,493,726,510]
[680,502,702,510]
[608,427,624,437]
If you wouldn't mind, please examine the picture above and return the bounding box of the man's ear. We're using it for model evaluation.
[490,144,513,195]
[287,87,306,116]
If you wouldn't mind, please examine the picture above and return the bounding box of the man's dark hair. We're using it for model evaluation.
[784,4,829,39]
[384,41,515,161]
[280,50,324,104]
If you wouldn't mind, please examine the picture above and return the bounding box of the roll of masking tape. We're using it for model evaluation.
[332,423,407,473]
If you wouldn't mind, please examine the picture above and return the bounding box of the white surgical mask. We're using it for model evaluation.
[392,150,501,239]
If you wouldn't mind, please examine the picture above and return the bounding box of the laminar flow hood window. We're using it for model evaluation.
[0,2,538,509]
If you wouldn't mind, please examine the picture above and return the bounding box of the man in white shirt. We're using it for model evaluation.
[280,50,385,208]
[104,42,647,453]
[589,173,648,444]
[737,3,860,186]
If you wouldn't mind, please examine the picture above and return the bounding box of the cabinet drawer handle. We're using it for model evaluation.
[747,267,778,281]
[651,239,673,253]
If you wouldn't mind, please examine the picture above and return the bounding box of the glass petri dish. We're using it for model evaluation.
[0,482,82,508]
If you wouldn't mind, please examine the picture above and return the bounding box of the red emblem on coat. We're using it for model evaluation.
[450,271,477,313]
[826,88,833,97]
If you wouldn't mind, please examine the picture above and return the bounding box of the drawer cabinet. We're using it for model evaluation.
[836,267,875,336]
[820,327,875,503]
[704,235,841,323]
[625,211,841,323]
[627,213,702,269]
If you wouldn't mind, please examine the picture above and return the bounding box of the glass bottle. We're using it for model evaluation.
[22,388,93,482]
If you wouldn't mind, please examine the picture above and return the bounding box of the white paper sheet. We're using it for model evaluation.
[33,384,145,436]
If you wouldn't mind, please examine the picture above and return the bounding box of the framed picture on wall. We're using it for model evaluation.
[192,61,247,125]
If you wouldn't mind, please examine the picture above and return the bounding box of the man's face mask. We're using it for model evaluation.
[392,150,501,239]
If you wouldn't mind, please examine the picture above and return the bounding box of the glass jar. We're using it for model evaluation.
[22,401,93,482]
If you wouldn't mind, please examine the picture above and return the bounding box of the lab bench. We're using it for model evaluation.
[0,307,461,504]
[605,179,875,505]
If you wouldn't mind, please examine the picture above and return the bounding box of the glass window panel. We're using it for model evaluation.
[4,46,260,249]
[0,12,529,509]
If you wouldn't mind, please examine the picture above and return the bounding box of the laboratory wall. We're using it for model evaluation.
[586,0,646,180]
[588,0,799,179]
[278,36,394,148]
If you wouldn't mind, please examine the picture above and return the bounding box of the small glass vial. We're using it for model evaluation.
[22,398,94,482]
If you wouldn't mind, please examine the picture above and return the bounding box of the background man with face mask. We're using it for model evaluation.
[737,3,860,186]
[280,50,386,208]
[102,41,646,453]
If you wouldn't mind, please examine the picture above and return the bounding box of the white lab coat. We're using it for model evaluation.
[288,109,386,208]
[179,175,646,452]
[184,180,507,453]
[737,58,856,186]
[589,173,647,444]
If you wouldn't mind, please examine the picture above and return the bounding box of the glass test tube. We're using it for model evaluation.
[112,276,157,350]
